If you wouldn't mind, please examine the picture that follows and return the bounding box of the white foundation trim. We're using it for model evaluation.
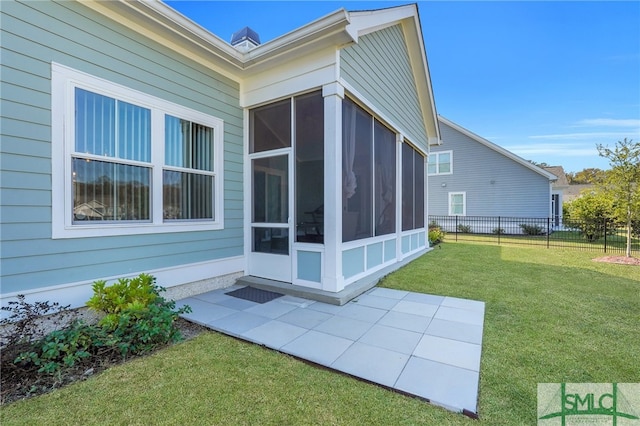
[0,256,244,312]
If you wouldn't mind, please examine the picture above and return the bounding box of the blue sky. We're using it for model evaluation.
[166,1,640,173]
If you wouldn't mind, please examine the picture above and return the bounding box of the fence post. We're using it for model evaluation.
[498,216,501,245]
[547,217,550,249]
[604,219,607,253]
[455,215,459,242]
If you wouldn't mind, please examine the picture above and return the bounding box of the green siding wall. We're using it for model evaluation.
[0,1,244,294]
[340,25,428,150]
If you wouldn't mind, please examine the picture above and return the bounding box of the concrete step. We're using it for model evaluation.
[236,248,430,305]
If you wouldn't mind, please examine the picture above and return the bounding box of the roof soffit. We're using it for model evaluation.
[241,9,353,75]
[347,5,417,39]
[438,116,558,181]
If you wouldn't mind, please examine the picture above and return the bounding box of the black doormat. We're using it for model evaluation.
[225,286,284,304]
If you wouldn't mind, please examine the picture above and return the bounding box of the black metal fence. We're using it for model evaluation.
[428,215,639,255]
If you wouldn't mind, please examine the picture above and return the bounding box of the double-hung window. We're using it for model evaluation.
[164,117,215,221]
[72,89,152,222]
[52,63,224,238]
[427,151,452,175]
[449,192,466,216]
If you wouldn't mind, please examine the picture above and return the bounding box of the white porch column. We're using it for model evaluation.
[396,133,404,261]
[322,82,344,292]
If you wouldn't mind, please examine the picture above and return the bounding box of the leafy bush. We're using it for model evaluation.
[428,226,445,245]
[519,224,544,236]
[8,274,191,376]
[492,227,505,235]
[14,320,96,374]
[564,190,613,241]
[106,299,189,357]
[87,274,191,358]
[87,273,159,326]
[456,224,472,233]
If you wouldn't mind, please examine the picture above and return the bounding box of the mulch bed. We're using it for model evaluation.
[0,318,208,405]
[592,256,640,266]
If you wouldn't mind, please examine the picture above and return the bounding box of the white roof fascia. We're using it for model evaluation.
[81,0,244,81]
[83,1,354,79]
[347,5,441,146]
[242,9,352,71]
[137,0,243,60]
[347,5,417,40]
[438,116,558,181]
[404,9,441,146]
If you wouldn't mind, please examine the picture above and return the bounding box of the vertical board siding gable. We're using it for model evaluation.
[340,24,428,149]
[0,1,244,294]
[429,122,550,217]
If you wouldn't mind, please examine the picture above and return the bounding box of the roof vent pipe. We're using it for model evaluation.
[231,27,261,52]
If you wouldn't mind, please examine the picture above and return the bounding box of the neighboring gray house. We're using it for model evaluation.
[428,117,557,232]
[1,1,439,309]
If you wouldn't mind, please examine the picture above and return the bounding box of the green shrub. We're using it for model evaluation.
[457,224,472,233]
[107,299,189,357]
[87,273,191,358]
[428,226,445,245]
[11,274,191,375]
[87,273,159,326]
[14,320,95,374]
[492,227,505,235]
[564,191,613,241]
[519,223,544,236]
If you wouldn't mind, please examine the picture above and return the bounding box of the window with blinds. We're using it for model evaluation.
[72,88,219,224]
[164,116,215,220]
[53,62,224,237]
[73,89,152,222]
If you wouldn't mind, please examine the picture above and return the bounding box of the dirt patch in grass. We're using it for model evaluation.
[592,255,640,266]
[0,318,208,405]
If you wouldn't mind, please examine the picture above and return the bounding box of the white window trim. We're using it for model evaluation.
[428,150,453,176]
[448,191,466,216]
[51,62,224,239]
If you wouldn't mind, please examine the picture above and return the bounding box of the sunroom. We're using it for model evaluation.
[245,90,431,296]
[239,6,440,298]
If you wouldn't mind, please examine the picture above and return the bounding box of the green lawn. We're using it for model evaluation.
[1,244,638,425]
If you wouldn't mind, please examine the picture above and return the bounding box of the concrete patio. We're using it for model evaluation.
[176,284,484,415]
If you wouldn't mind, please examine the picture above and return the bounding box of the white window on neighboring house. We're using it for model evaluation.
[427,151,452,175]
[449,192,466,216]
[51,63,224,238]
